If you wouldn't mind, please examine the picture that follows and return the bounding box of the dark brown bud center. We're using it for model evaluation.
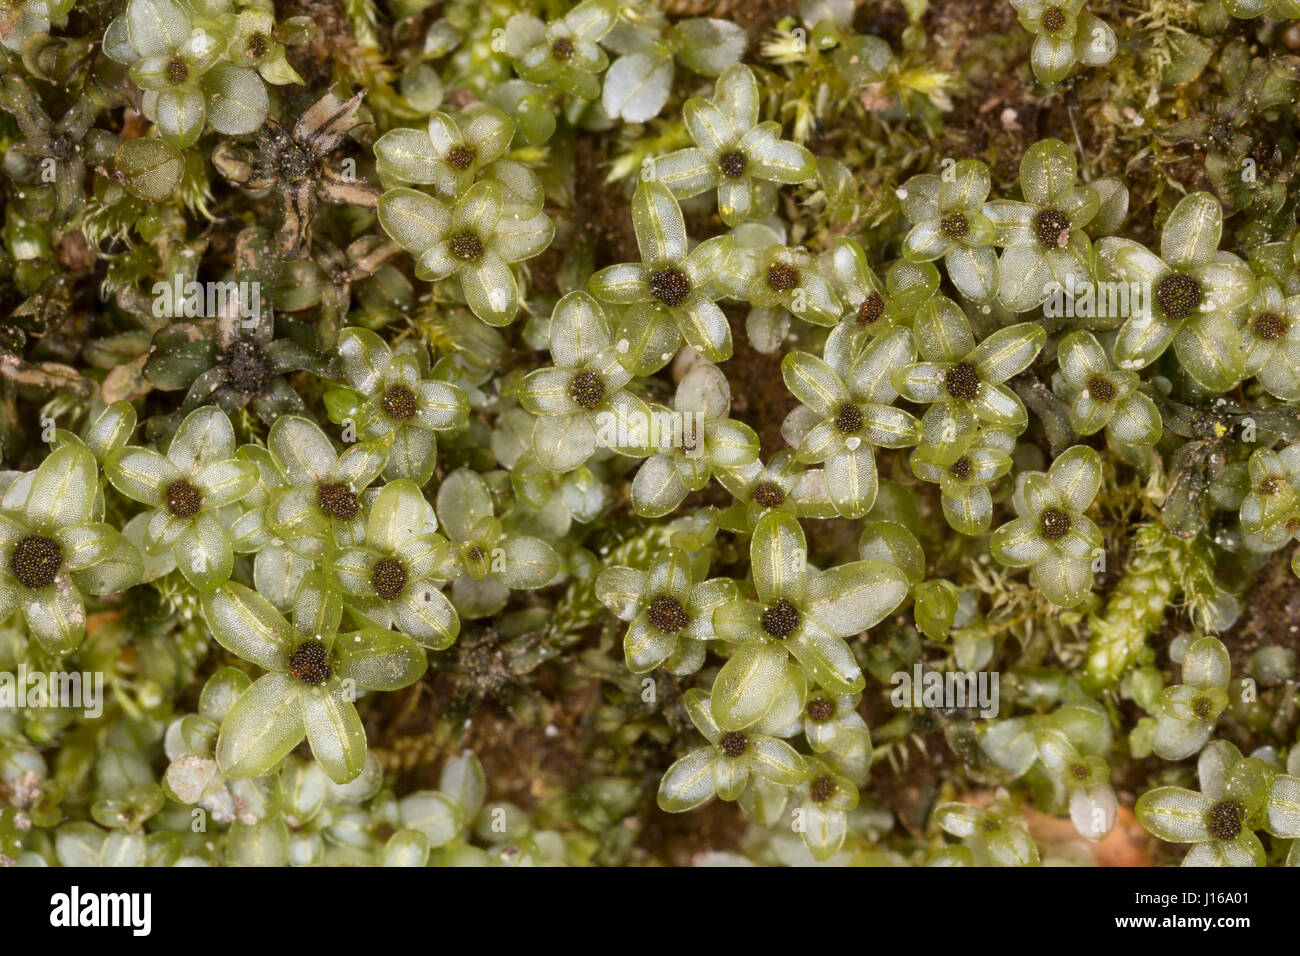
[945,361,980,400]
[372,557,407,600]
[1069,763,1089,780]
[1156,272,1202,321]
[1261,475,1284,496]
[940,213,969,240]
[167,56,189,85]
[720,731,747,758]
[1042,6,1066,32]
[382,384,418,420]
[808,697,835,722]
[857,292,885,325]
[1193,696,1212,720]
[10,535,62,590]
[450,231,484,262]
[446,145,475,171]
[1034,208,1071,250]
[225,341,269,393]
[1040,507,1071,539]
[835,403,864,434]
[767,262,800,293]
[809,774,837,803]
[761,598,800,638]
[719,151,748,178]
[949,455,973,481]
[551,38,574,61]
[317,482,359,521]
[247,33,268,59]
[166,480,203,518]
[650,269,691,308]
[751,482,785,508]
[288,640,333,685]
[278,142,316,184]
[1253,312,1287,340]
[570,371,604,409]
[1086,376,1116,403]
[647,594,690,633]
[1207,800,1243,841]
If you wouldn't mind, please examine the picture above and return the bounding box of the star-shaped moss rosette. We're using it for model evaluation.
[1136,740,1300,867]
[326,327,470,486]
[224,6,305,87]
[212,88,379,258]
[142,228,335,434]
[899,159,1001,304]
[374,104,542,218]
[787,757,861,862]
[103,0,270,147]
[1151,635,1231,760]
[1053,330,1162,452]
[629,363,759,518]
[1032,727,1117,841]
[104,406,257,591]
[1010,0,1118,84]
[656,685,807,812]
[517,290,654,474]
[1239,277,1300,400]
[989,444,1104,608]
[800,691,871,772]
[931,802,1041,866]
[588,181,734,361]
[982,139,1121,313]
[909,425,1017,535]
[739,243,842,330]
[377,180,554,327]
[1239,442,1300,552]
[595,547,737,675]
[1096,191,1255,392]
[203,572,427,784]
[277,236,402,344]
[264,415,389,560]
[434,468,561,619]
[709,512,910,730]
[0,445,140,654]
[891,299,1045,464]
[327,480,460,651]
[826,237,940,353]
[503,0,618,100]
[781,328,922,519]
[0,73,108,227]
[715,449,836,530]
[651,63,816,227]
[980,702,1112,789]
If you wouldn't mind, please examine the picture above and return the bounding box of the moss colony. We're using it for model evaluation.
[1,0,1300,868]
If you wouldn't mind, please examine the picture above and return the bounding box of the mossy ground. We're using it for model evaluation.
[335,0,1300,863]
